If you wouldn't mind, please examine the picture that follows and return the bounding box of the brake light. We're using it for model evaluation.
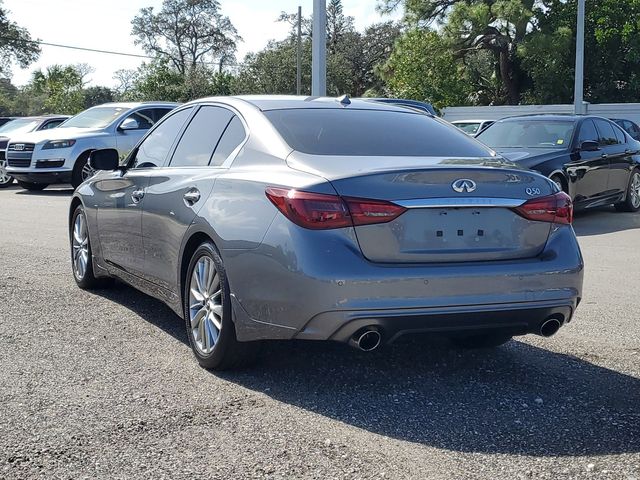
[513,191,573,224]
[265,187,406,230]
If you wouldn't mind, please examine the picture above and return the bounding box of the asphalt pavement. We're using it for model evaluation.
[0,184,638,479]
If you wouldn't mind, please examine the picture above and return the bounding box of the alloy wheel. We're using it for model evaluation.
[81,161,96,181]
[189,255,223,355]
[0,159,13,186]
[72,212,89,279]
[631,172,640,209]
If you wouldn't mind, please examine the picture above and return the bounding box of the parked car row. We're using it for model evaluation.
[4,95,637,370]
[0,102,177,190]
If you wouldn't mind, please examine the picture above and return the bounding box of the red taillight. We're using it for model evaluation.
[265,187,406,230]
[513,191,573,224]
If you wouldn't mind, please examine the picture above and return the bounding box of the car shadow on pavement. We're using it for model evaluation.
[94,284,640,458]
[573,206,640,236]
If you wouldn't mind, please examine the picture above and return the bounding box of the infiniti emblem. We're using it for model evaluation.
[452,178,477,193]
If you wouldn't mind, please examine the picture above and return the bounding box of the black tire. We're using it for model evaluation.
[17,181,48,191]
[449,332,513,349]
[550,174,566,193]
[70,205,113,289]
[71,152,92,189]
[614,168,640,212]
[184,242,260,371]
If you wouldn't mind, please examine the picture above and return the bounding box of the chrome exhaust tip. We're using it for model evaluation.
[539,318,562,337]
[349,328,382,352]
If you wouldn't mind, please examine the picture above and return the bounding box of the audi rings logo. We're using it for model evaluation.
[452,178,477,193]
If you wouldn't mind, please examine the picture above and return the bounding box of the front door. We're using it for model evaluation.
[567,119,610,203]
[97,107,195,277]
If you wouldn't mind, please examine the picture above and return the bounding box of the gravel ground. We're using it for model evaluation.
[0,184,639,480]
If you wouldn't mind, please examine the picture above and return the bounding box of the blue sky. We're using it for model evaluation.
[4,0,402,87]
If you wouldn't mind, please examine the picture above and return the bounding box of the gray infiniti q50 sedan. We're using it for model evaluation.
[69,96,584,370]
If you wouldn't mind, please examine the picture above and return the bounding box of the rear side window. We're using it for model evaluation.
[131,107,193,168]
[594,119,619,145]
[170,106,234,167]
[265,108,492,157]
[210,116,246,166]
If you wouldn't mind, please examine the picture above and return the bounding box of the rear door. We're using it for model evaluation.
[141,105,247,296]
[605,121,637,195]
[567,119,610,203]
[594,118,628,197]
[96,107,193,276]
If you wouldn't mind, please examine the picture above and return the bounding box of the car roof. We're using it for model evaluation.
[451,119,493,123]
[86,102,179,109]
[191,95,421,113]
[495,114,607,122]
[6,115,69,122]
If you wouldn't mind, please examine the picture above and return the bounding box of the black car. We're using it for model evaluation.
[365,98,437,116]
[476,114,640,212]
[612,118,640,141]
[0,115,69,187]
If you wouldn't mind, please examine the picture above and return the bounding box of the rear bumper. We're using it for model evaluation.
[225,215,584,343]
[298,299,577,343]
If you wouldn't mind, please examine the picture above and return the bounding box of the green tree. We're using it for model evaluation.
[380,0,538,104]
[83,86,115,109]
[521,0,640,104]
[0,1,40,77]
[28,64,87,114]
[131,0,240,75]
[380,29,473,108]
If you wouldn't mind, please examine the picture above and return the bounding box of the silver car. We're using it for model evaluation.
[69,96,584,370]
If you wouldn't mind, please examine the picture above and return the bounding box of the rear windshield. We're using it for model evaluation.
[477,120,575,149]
[264,108,493,157]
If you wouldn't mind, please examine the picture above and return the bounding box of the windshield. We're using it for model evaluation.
[0,118,40,135]
[265,108,492,157]
[477,120,575,149]
[60,106,126,129]
[453,122,482,134]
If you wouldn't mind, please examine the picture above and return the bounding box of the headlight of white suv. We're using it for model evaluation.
[42,139,76,149]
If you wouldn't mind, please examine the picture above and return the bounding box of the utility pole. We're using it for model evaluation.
[296,5,302,95]
[312,0,326,96]
[574,0,586,114]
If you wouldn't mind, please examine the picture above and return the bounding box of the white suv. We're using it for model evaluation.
[5,102,178,190]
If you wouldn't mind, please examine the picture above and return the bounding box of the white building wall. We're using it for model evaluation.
[441,103,640,124]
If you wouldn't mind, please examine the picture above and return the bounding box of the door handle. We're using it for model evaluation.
[183,189,201,205]
[131,189,145,203]
[601,153,608,159]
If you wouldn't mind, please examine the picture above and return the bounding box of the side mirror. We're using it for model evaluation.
[89,148,120,171]
[119,117,139,131]
[579,140,600,152]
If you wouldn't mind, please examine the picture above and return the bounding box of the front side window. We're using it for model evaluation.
[265,108,492,157]
[122,109,156,130]
[130,107,193,169]
[40,120,64,130]
[477,120,575,149]
[578,119,599,144]
[169,106,234,167]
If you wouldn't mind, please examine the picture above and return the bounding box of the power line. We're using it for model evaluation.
[0,35,244,67]
[0,35,151,59]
